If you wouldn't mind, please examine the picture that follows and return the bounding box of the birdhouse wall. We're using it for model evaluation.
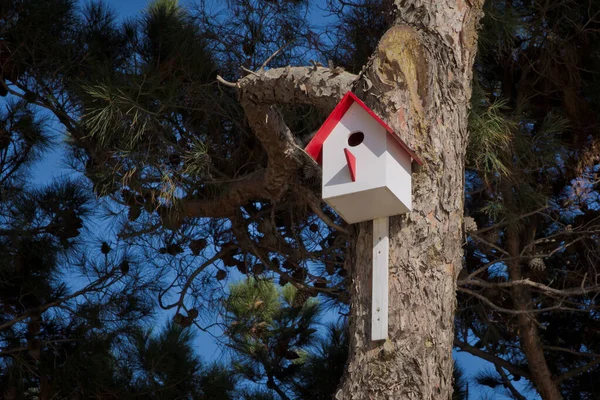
[322,102,387,199]
[384,133,413,211]
[320,102,413,224]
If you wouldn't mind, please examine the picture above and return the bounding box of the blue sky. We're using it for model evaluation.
[28,0,541,398]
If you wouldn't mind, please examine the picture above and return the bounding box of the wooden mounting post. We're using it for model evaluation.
[372,217,389,341]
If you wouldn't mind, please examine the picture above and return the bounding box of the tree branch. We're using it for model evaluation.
[0,270,118,332]
[240,102,301,200]
[159,245,237,311]
[495,365,527,400]
[182,170,267,218]
[302,189,351,236]
[454,338,531,380]
[238,66,357,110]
[187,65,357,218]
[556,357,600,384]
[458,287,571,314]
[544,346,600,358]
[458,278,600,298]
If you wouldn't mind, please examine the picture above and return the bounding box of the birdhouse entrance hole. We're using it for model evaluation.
[347,131,364,147]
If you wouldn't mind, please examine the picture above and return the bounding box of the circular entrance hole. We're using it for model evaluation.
[348,131,364,147]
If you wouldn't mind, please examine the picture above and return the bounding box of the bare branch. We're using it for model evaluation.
[240,102,300,200]
[240,66,260,76]
[556,357,600,384]
[470,232,509,256]
[458,287,567,315]
[239,66,357,110]
[302,190,351,236]
[454,338,531,380]
[458,278,600,298]
[544,346,600,358]
[466,257,517,280]
[182,170,267,218]
[185,65,358,218]
[474,206,548,235]
[260,43,289,70]
[0,270,118,332]
[216,75,239,88]
[160,245,237,311]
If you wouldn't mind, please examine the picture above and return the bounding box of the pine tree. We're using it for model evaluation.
[2,0,516,398]
[454,1,600,399]
[222,279,322,400]
[0,96,168,398]
[0,96,235,397]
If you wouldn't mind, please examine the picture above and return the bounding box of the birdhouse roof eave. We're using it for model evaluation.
[304,91,423,165]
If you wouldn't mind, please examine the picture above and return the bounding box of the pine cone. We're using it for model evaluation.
[189,238,207,256]
[486,229,500,244]
[253,263,265,275]
[325,262,335,275]
[128,205,142,221]
[292,267,307,281]
[166,244,183,256]
[216,269,227,281]
[313,278,327,288]
[0,129,10,149]
[119,260,130,275]
[292,288,311,308]
[528,257,546,271]
[283,260,295,271]
[173,313,184,324]
[236,261,248,274]
[101,242,111,254]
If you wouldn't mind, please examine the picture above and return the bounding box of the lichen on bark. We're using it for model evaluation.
[373,25,428,123]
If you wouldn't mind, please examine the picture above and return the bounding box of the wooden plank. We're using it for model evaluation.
[372,217,389,341]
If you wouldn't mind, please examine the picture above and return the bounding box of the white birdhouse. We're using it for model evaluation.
[305,91,422,224]
[305,91,422,342]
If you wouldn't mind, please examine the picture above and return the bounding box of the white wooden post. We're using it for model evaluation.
[372,217,389,341]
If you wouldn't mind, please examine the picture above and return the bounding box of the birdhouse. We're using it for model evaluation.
[305,91,422,224]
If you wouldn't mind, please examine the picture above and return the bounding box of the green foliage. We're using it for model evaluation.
[134,322,200,388]
[292,323,348,400]
[224,279,323,398]
[467,92,514,179]
[460,1,600,398]
[128,323,236,399]
[474,368,503,390]
[82,83,156,148]
[0,101,50,186]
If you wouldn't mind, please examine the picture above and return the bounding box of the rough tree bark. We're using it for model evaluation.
[216,1,484,398]
[336,2,484,399]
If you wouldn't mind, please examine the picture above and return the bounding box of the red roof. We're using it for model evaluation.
[304,91,423,165]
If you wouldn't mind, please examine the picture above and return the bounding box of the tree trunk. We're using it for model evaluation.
[337,1,484,399]
[505,235,563,400]
[503,185,564,400]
